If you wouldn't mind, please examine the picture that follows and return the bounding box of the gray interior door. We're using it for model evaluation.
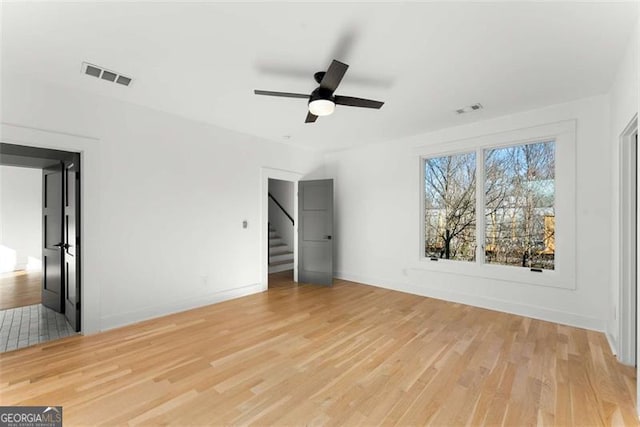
[298,179,333,285]
[64,160,80,331]
[42,163,64,312]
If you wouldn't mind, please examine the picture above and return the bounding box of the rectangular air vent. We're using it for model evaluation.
[455,103,483,114]
[81,62,133,87]
[116,75,132,86]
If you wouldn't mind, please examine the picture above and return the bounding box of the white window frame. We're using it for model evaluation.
[417,120,576,290]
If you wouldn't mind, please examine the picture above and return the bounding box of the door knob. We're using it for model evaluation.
[326,235,332,240]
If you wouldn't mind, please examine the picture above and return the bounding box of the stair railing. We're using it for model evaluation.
[268,193,294,267]
[268,193,294,225]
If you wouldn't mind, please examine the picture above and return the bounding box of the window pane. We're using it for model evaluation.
[424,152,476,261]
[484,141,555,270]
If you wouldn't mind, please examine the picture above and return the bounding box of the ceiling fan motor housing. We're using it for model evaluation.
[309,87,335,104]
[313,71,326,84]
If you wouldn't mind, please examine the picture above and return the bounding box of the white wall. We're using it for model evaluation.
[0,166,42,273]
[268,178,294,250]
[1,75,323,332]
[608,23,639,352]
[324,95,611,331]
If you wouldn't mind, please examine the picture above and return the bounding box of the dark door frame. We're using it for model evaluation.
[0,142,82,331]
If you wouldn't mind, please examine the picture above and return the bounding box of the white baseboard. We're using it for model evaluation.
[100,283,264,331]
[335,271,605,332]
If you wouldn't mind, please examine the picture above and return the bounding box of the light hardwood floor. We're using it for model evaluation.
[0,274,637,425]
[0,270,41,310]
[268,269,294,289]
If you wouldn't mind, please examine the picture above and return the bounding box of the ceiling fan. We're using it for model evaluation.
[254,59,385,123]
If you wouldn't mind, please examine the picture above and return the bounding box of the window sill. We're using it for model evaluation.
[415,256,576,290]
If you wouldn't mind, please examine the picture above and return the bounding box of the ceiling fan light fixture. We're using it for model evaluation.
[308,99,335,116]
[254,59,383,123]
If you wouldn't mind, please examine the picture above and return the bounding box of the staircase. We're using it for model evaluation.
[268,224,294,273]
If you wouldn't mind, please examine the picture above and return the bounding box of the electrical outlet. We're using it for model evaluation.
[200,275,209,287]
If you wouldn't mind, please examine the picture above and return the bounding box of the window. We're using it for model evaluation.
[484,141,555,270]
[418,121,575,289]
[423,141,555,269]
[424,152,476,261]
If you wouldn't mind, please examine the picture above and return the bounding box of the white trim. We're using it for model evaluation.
[476,148,486,265]
[416,120,577,290]
[618,114,638,366]
[260,167,303,288]
[411,120,575,157]
[606,331,618,357]
[0,122,101,334]
[100,283,263,331]
[335,271,604,332]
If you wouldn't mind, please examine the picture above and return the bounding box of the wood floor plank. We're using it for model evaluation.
[0,271,637,426]
[0,270,41,310]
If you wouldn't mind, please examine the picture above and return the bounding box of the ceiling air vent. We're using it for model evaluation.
[81,62,133,87]
[455,103,483,114]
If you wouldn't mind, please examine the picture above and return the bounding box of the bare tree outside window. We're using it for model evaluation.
[484,141,555,270]
[424,152,476,261]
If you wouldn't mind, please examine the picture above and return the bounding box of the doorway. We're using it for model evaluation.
[260,169,335,289]
[619,115,638,366]
[261,168,301,289]
[0,166,42,310]
[268,178,296,288]
[0,143,81,352]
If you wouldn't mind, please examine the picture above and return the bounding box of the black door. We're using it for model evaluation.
[42,163,64,312]
[64,160,80,331]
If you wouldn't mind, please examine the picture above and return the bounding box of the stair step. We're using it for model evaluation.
[271,250,293,255]
[268,226,291,268]
[268,262,293,274]
[269,251,294,263]
[269,259,294,266]
[269,246,290,255]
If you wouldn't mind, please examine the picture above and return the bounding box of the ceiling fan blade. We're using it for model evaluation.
[319,60,349,93]
[334,95,384,109]
[305,111,318,123]
[254,90,309,99]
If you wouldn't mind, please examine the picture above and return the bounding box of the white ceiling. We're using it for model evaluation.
[1,2,638,151]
